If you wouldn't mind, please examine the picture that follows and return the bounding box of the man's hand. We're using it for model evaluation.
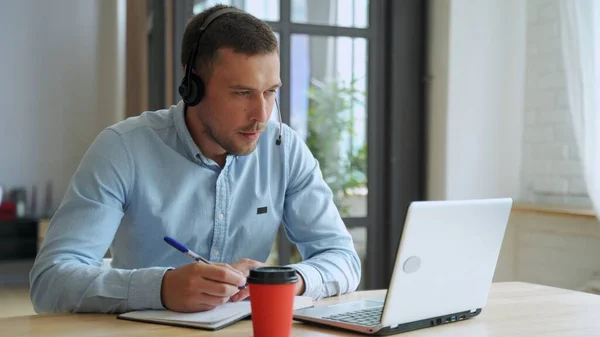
[227,258,306,301]
[295,272,305,295]
[160,262,246,312]
[229,258,267,302]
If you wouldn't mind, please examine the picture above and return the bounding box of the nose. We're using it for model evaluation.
[249,96,269,123]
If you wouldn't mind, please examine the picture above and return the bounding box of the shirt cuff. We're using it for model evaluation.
[127,267,171,310]
[288,262,322,299]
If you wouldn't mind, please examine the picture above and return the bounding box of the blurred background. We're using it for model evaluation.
[0,0,598,317]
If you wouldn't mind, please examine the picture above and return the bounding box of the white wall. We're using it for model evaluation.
[518,0,591,208]
[427,0,600,293]
[0,0,125,214]
[427,0,526,201]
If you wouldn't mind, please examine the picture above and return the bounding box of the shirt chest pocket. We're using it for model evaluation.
[227,202,283,259]
[234,204,281,235]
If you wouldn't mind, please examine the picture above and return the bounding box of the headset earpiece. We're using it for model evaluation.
[180,73,203,107]
[179,7,242,107]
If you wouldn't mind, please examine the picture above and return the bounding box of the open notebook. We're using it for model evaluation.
[117,296,314,331]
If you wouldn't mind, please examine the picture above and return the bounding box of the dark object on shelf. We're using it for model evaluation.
[0,217,39,260]
[8,188,27,217]
[0,201,17,220]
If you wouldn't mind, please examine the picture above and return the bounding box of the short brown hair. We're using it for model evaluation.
[180,5,278,81]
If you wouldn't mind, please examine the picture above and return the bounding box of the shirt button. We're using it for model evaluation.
[217,213,224,220]
[215,250,220,256]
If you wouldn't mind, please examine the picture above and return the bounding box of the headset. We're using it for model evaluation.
[178,7,283,146]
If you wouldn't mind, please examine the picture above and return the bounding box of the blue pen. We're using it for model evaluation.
[163,236,247,290]
[164,236,212,264]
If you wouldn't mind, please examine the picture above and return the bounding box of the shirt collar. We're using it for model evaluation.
[172,100,235,168]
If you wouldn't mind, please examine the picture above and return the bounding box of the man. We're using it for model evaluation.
[30,5,361,314]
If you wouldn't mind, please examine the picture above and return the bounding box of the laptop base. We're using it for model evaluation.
[294,308,482,335]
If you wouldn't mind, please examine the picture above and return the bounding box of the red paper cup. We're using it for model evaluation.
[248,266,299,337]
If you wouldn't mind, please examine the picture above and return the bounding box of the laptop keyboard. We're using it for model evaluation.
[323,306,382,327]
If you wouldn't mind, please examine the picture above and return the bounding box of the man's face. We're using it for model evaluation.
[197,48,281,156]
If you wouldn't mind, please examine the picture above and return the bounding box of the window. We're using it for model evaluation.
[290,35,368,217]
[193,0,279,21]
[291,0,368,28]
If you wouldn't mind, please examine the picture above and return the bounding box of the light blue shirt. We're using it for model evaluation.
[29,100,361,313]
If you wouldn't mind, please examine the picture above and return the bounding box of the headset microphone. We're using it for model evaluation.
[275,97,282,146]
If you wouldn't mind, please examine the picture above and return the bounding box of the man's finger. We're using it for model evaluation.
[235,267,251,278]
[200,264,246,287]
[217,263,245,276]
[199,278,243,297]
[190,303,217,312]
[230,288,250,302]
[196,293,231,307]
[230,258,266,277]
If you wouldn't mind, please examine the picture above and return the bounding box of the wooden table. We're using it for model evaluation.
[3,282,600,336]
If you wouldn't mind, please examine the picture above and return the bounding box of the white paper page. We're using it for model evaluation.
[292,296,314,310]
[120,296,313,324]
[123,301,250,324]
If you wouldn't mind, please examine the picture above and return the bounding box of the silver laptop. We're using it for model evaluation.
[293,198,513,335]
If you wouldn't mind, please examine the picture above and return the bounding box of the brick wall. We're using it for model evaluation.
[519,0,591,208]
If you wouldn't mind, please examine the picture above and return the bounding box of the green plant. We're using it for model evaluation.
[288,77,368,265]
[305,77,367,215]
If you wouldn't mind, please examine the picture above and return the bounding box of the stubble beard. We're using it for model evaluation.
[201,114,260,157]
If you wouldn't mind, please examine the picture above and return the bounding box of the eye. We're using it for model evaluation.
[235,91,251,97]
[265,89,277,96]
